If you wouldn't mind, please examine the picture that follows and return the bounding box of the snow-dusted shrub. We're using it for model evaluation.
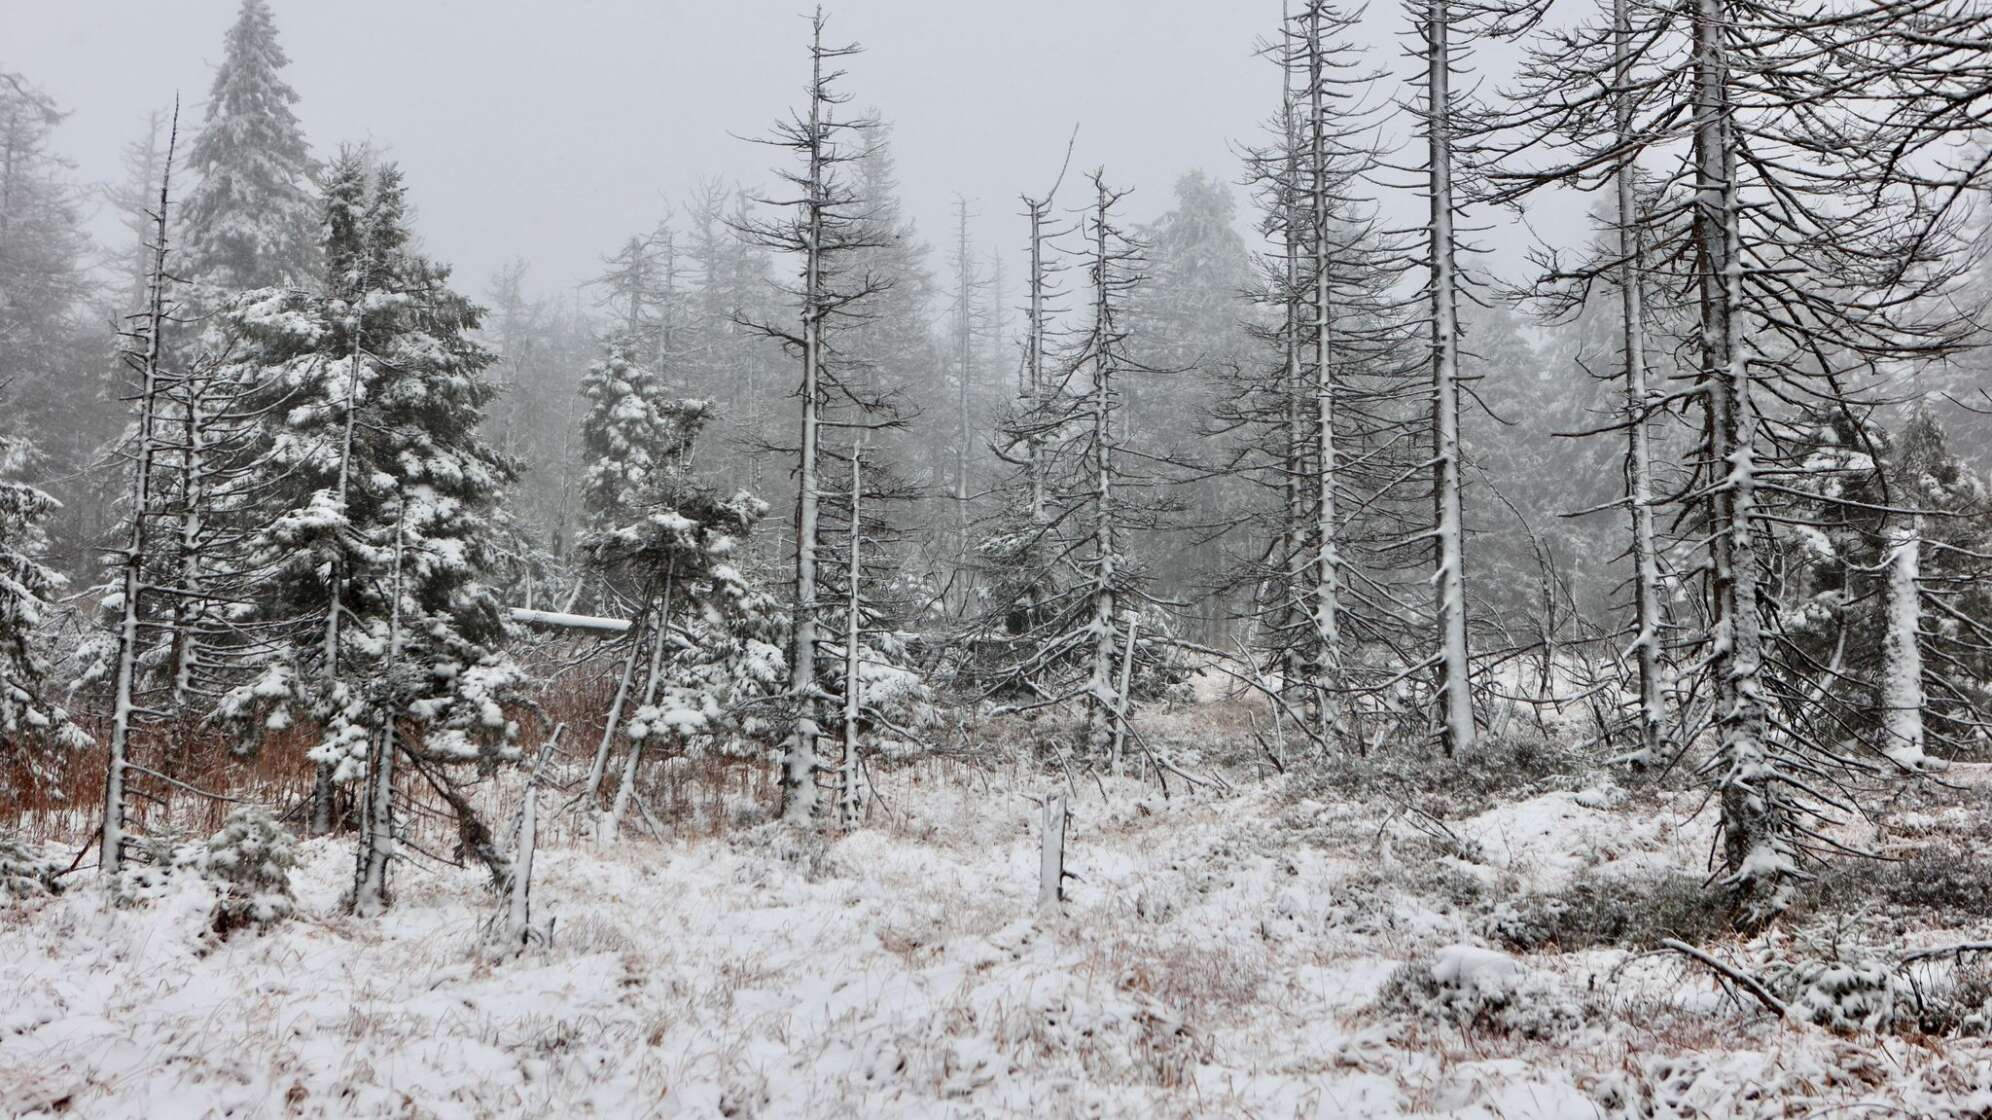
[1376,944,1585,1039]
[1911,958,1992,1037]
[115,829,208,902]
[1304,732,1589,817]
[1758,919,1904,1033]
[988,968,1212,1088]
[1483,870,1729,951]
[112,810,298,933]
[0,833,61,901]
[203,807,298,934]
[1843,843,1992,925]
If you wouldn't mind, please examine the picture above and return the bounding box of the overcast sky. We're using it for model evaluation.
[13,0,1559,309]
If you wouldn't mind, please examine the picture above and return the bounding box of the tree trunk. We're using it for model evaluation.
[102,111,180,882]
[1697,0,1789,924]
[1427,0,1475,758]
[1882,515,1928,771]
[839,446,864,829]
[1038,793,1067,909]
[781,26,830,824]
[1616,0,1664,766]
[1306,6,1346,752]
[352,498,405,916]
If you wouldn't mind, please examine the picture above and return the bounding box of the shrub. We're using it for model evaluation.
[0,833,60,901]
[1752,918,1905,1033]
[1302,733,1592,819]
[1482,870,1731,951]
[1803,843,1992,928]
[1909,958,1992,1037]
[1376,944,1585,1039]
[112,809,298,934]
[203,807,298,934]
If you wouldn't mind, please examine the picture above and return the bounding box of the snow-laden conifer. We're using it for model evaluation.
[180,0,319,293]
[212,151,525,906]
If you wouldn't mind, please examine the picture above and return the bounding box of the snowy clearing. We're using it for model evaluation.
[8,755,1992,1119]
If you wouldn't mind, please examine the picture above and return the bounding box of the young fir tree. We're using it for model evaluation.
[179,0,319,294]
[0,71,102,579]
[1130,171,1256,645]
[571,260,782,831]
[680,181,787,500]
[978,173,1179,770]
[1783,408,1992,773]
[970,163,1072,692]
[0,415,91,803]
[577,389,776,843]
[212,152,524,911]
[1211,2,1415,755]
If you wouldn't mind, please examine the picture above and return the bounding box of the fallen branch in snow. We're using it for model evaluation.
[508,607,631,634]
[1897,942,1992,965]
[1659,938,1789,1017]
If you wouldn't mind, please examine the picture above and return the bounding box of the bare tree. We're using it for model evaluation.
[736,9,895,824]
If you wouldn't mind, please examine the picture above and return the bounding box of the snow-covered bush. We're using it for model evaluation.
[0,833,61,901]
[1482,870,1729,951]
[1757,918,1904,1033]
[1912,959,1992,1037]
[115,829,208,902]
[112,810,298,934]
[1376,944,1585,1039]
[203,807,299,934]
[1304,732,1590,818]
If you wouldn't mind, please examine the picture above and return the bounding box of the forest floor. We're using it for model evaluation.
[5,708,1992,1118]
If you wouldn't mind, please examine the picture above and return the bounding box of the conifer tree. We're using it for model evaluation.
[0,413,91,800]
[213,151,524,906]
[0,71,100,578]
[180,0,319,293]
[1490,0,1981,923]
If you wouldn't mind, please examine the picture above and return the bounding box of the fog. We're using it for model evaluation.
[14,1,1278,293]
[13,0,1559,300]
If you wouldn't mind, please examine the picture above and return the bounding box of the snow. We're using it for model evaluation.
[5,765,1991,1117]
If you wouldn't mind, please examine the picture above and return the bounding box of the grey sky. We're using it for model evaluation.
[14,0,1561,308]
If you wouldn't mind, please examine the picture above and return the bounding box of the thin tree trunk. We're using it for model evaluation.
[102,110,180,882]
[352,498,405,916]
[840,445,863,829]
[1110,610,1139,774]
[1882,515,1928,770]
[1084,180,1119,760]
[1616,0,1664,765]
[1306,5,1345,752]
[1697,0,1787,923]
[1427,0,1475,757]
[953,200,975,608]
[583,607,649,805]
[782,25,829,823]
[605,560,674,845]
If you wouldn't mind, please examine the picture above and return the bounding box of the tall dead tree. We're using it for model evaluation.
[1414,0,1476,758]
[101,109,182,881]
[1489,0,1981,923]
[738,9,891,824]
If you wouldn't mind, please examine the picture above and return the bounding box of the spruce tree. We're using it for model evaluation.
[213,152,523,905]
[180,0,319,293]
[0,419,91,800]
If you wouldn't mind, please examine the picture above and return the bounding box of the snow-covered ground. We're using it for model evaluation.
[6,748,1992,1118]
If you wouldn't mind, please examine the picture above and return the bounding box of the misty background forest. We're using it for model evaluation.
[5,0,1992,1115]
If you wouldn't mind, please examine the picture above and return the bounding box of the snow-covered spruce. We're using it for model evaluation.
[209,151,525,909]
